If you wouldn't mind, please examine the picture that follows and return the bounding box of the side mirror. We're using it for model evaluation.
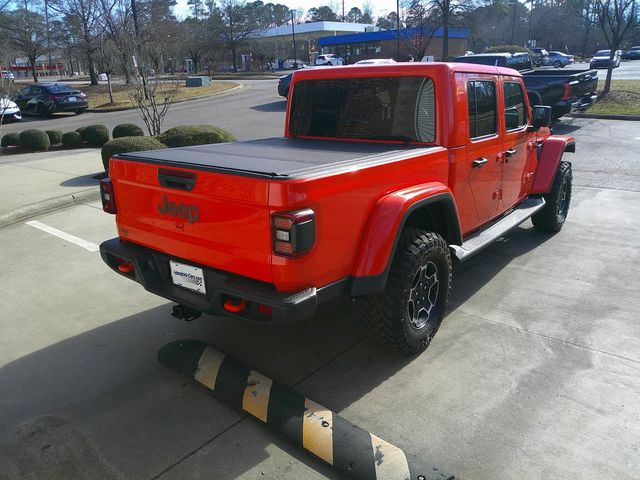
[527,105,552,132]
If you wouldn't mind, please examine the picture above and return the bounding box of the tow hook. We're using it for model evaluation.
[171,304,202,322]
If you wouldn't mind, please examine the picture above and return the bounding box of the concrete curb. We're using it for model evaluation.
[159,340,454,480]
[0,187,101,228]
[566,112,640,121]
[87,84,245,113]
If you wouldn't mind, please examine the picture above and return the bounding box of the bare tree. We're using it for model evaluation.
[51,0,112,85]
[95,37,119,103]
[403,0,439,60]
[595,0,638,94]
[428,0,466,59]
[129,74,180,135]
[210,0,261,72]
[3,6,48,82]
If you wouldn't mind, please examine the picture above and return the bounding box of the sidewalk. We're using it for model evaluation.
[0,148,103,227]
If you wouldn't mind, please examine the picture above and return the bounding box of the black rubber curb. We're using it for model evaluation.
[86,84,244,113]
[566,112,640,121]
[0,187,101,228]
[158,340,455,480]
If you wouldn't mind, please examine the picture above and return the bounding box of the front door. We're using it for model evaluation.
[466,78,503,225]
[501,80,531,210]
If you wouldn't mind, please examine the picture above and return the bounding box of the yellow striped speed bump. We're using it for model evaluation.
[158,340,455,480]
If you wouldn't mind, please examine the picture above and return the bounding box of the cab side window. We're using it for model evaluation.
[503,82,528,130]
[468,80,497,139]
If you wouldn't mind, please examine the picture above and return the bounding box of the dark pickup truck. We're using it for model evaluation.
[453,52,598,119]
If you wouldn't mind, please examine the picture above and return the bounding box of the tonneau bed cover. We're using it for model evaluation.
[117,137,435,179]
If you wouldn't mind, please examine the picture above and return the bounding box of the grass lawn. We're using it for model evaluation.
[78,80,240,110]
[589,80,640,116]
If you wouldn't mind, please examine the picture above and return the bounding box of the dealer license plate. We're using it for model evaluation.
[170,261,206,294]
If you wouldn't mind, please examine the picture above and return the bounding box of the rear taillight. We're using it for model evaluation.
[100,177,116,214]
[272,208,315,257]
[561,83,571,100]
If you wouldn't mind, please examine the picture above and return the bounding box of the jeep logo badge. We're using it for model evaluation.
[157,195,199,224]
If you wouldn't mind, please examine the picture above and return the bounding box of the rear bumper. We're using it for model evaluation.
[100,237,346,324]
[55,101,88,112]
[553,94,598,116]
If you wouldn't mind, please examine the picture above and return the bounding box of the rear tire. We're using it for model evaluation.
[38,103,52,117]
[532,161,572,233]
[553,61,561,68]
[363,229,452,354]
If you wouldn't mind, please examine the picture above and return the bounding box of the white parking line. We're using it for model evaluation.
[25,220,99,252]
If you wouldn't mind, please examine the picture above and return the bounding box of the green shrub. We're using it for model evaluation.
[45,129,63,145]
[158,125,235,148]
[1,132,20,147]
[113,123,144,139]
[101,136,166,172]
[62,131,83,147]
[19,129,50,152]
[84,124,110,146]
[76,126,88,140]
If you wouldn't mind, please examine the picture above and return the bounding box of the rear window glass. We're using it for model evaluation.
[289,76,435,143]
[48,85,77,93]
[595,50,610,56]
[505,55,531,71]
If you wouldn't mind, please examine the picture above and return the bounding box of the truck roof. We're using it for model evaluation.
[290,62,523,80]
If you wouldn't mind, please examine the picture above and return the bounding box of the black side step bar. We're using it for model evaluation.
[450,197,546,261]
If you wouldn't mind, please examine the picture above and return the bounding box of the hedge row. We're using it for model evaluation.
[0,123,147,152]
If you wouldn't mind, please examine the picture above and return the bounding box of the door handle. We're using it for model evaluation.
[505,148,517,157]
[472,157,488,168]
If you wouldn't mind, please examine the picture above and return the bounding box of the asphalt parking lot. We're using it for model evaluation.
[1,86,639,479]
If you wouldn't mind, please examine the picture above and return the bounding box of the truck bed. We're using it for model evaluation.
[118,137,435,179]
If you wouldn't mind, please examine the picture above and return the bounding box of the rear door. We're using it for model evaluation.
[465,76,503,224]
[500,79,531,210]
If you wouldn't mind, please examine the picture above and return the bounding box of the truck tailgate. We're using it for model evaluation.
[109,158,273,283]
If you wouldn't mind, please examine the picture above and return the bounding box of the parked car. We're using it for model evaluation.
[1,71,15,81]
[0,96,21,121]
[315,54,344,66]
[531,47,549,66]
[13,83,88,117]
[278,73,292,97]
[621,47,640,60]
[354,59,396,65]
[590,49,621,68]
[453,52,598,119]
[546,51,574,68]
[283,59,308,69]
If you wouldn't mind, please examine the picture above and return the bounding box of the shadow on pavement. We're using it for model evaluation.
[251,100,287,112]
[60,173,103,187]
[552,119,583,134]
[0,225,552,479]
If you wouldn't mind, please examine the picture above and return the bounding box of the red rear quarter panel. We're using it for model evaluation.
[269,148,449,291]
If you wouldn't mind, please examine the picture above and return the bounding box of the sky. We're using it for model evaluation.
[174,0,399,21]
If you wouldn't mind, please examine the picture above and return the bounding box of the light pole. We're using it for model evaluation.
[510,0,517,45]
[396,0,400,61]
[44,0,53,77]
[291,10,297,69]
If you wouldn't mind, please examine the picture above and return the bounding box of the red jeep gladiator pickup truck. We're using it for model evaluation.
[99,63,574,354]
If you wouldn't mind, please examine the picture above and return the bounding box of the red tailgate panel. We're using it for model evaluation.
[111,159,273,283]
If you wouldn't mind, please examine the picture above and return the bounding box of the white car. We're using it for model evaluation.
[1,71,15,80]
[315,54,344,66]
[354,59,396,65]
[0,96,21,121]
